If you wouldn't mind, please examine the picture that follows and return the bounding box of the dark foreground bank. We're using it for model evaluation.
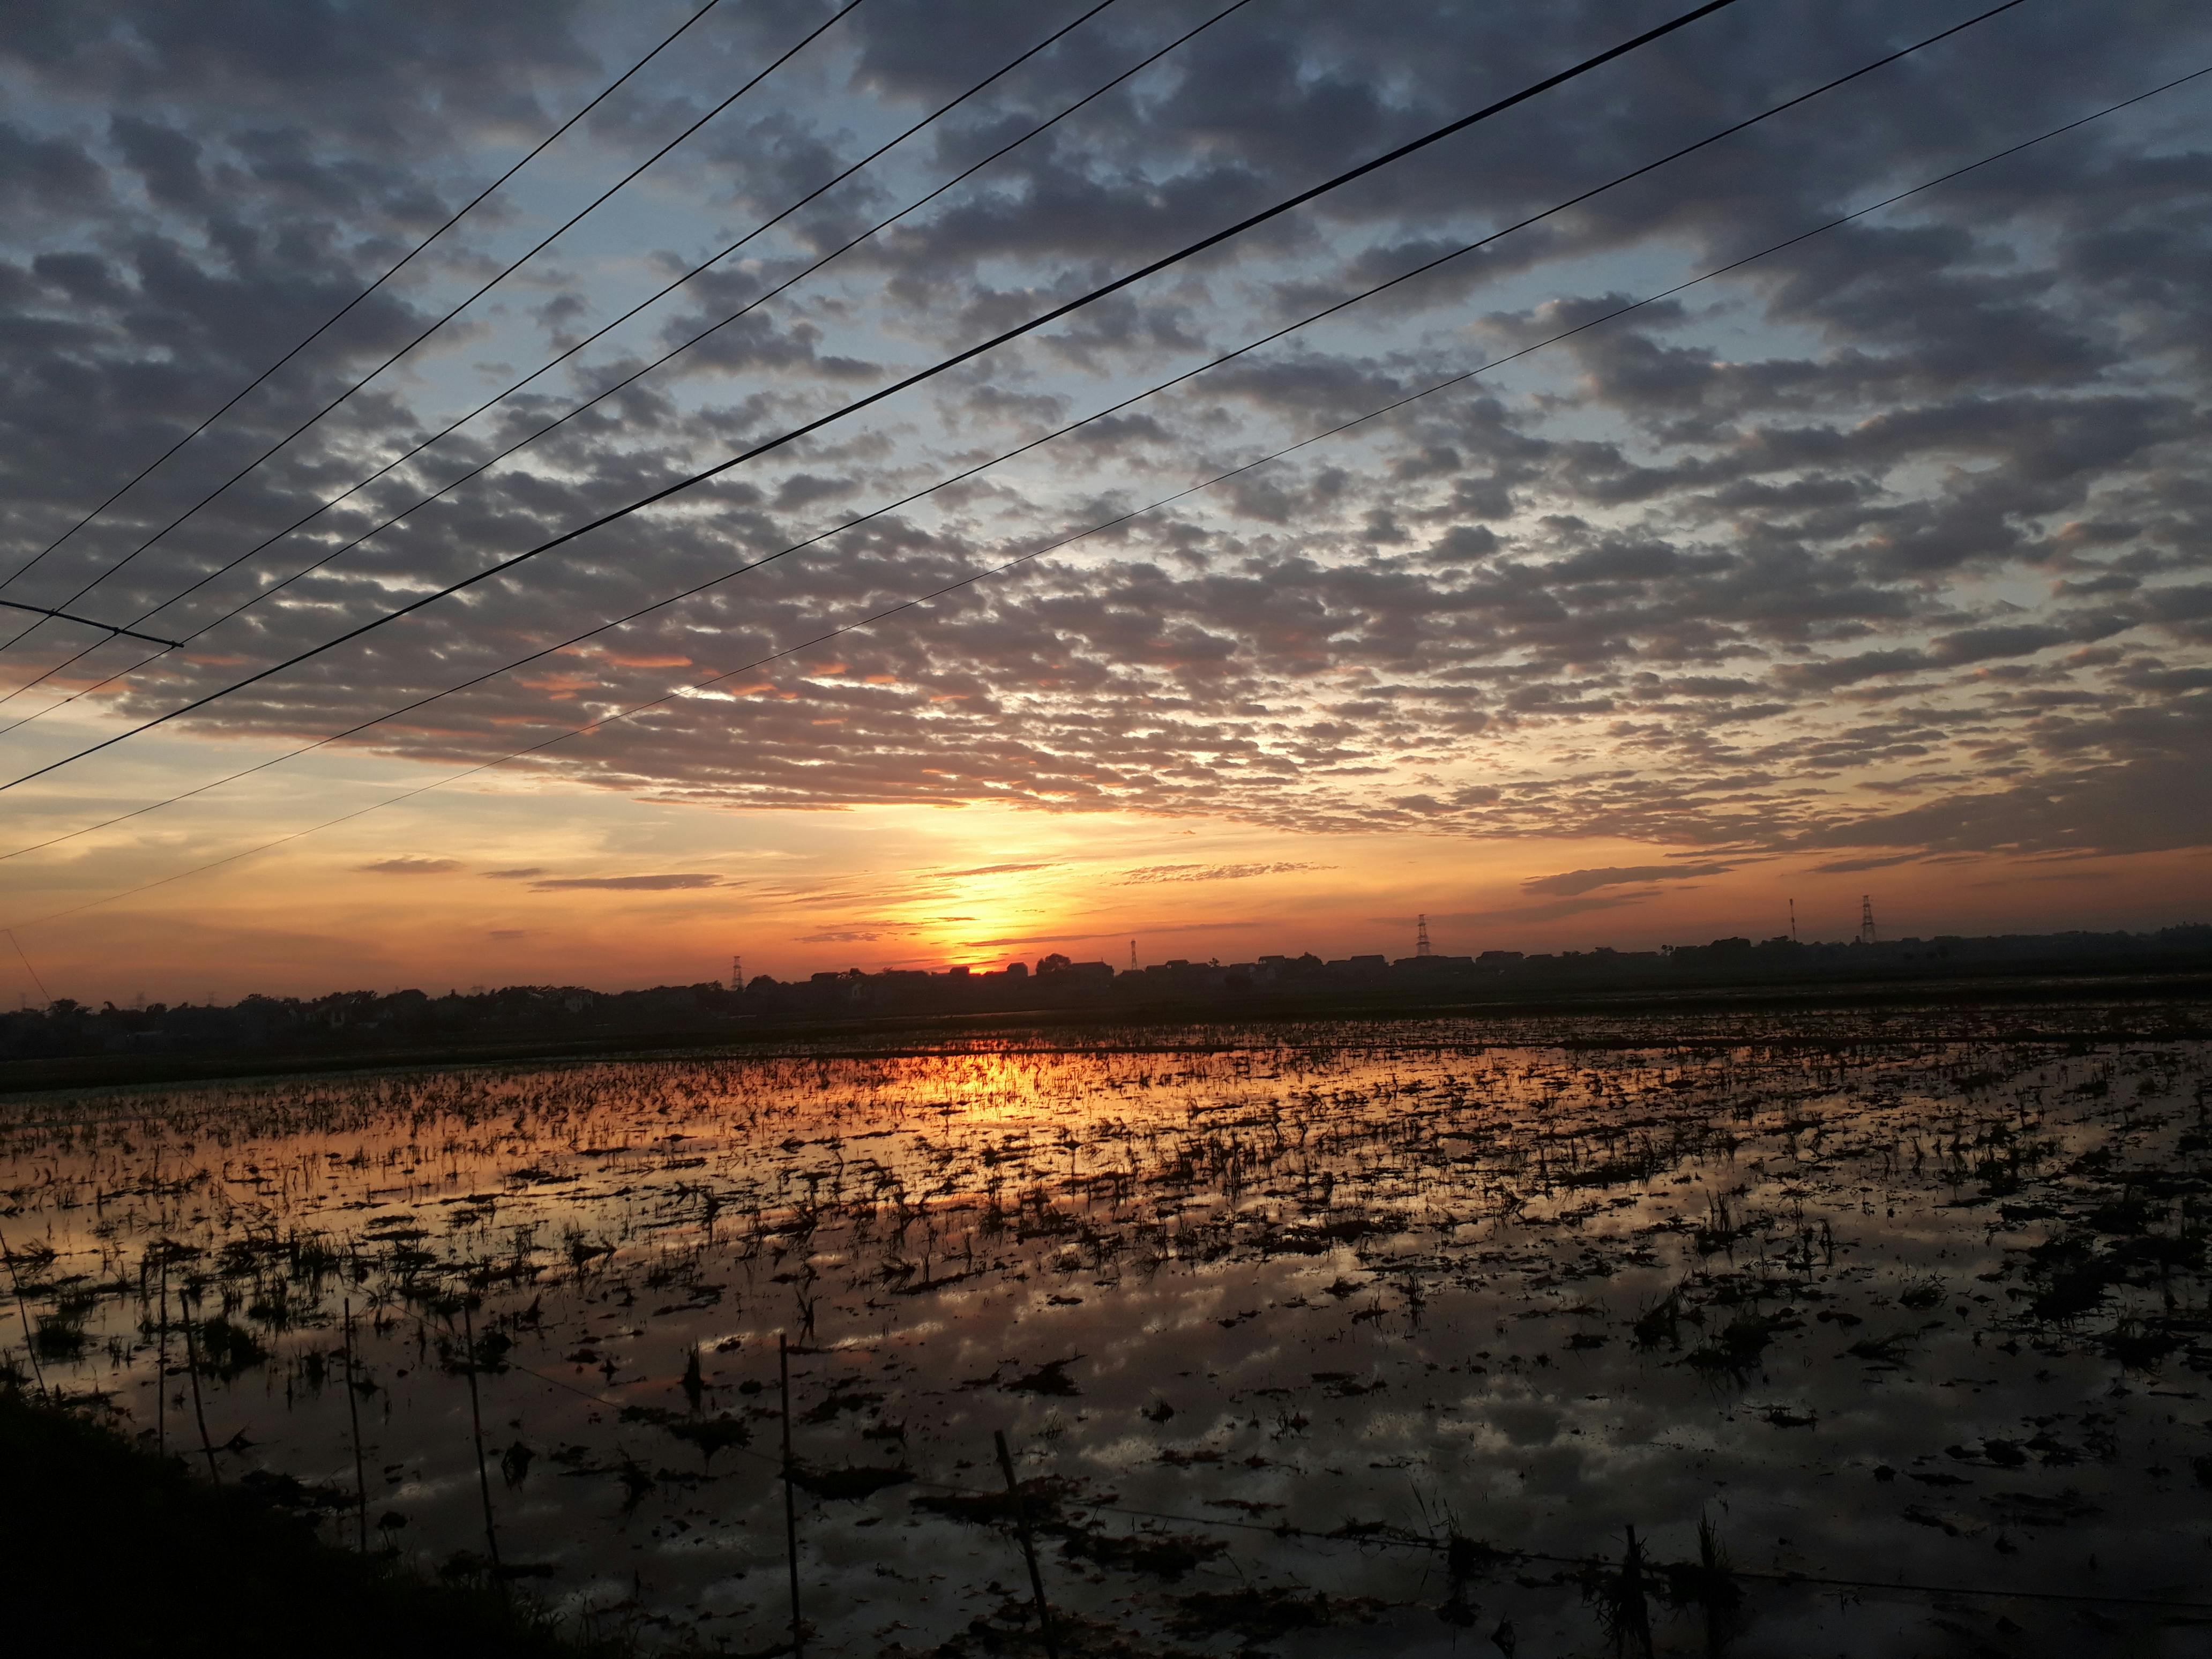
[0,1390,624,1657]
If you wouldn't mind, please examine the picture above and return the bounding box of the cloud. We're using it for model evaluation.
[4,0,2211,903]
[1431,894,1661,926]
[527,873,726,892]
[355,857,462,876]
[1806,852,1934,875]
[1521,862,1735,896]
[960,920,1267,950]
[1118,862,1332,885]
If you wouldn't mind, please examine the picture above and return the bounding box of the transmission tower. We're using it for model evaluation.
[1859,896,1877,946]
[1789,898,1798,943]
[730,953,744,993]
[1129,940,1138,969]
[1416,914,1432,958]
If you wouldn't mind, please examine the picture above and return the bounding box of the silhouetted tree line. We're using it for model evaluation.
[4,924,2206,1064]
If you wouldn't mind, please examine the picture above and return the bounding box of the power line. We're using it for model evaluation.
[0,600,178,649]
[0,0,729,600]
[7,47,2176,928]
[1,0,1234,725]
[6,931,50,1006]
[0,0,1758,796]
[0,0,870,645]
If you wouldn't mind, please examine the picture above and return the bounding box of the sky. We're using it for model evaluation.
[2,0,2210,1004]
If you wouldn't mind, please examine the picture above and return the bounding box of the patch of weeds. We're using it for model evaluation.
[801,1387,884,1424]
[1983,1489,2103,1527]
[1062,1526,1228,1580]
[618,1402,751,1470]
[34,1290,94,1358]
[911,1473,1083,1530]
[1156,1446,1224,1468]
[1312,1370,1385,1398]
[1002,1356,1081,1396]
[435,1328,512,1376]
[1845,1332,1915,1368]
[193,1314,270,1379]
[790,1461,913,1500]
[2100,1319,2181,1370]
[1656,1514,1743,1655]
[1168,1585,1385,1646]
[1632,1289,1682,1350]
[1687,1312,1794,1373]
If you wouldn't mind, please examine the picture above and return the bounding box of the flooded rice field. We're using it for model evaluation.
[4,1003,2210,1657]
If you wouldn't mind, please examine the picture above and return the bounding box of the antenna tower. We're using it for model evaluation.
[1789,899,1798,943]
[1129,940,1137,968]
[1859,895,1876,946]
[730,953,744,992]
[1416,914,1432,958]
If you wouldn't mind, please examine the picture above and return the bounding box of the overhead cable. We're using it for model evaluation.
[3,0,1226,722]
[0,0,728,598]
[0,0,870,644]
[0,600,179,649]
[0,0,1759,794]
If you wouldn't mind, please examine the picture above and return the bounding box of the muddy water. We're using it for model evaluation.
[4,1011,2208,1656]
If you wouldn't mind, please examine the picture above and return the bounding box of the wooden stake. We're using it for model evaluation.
[1617,1523,1654,1659]
[995,1429,1060,1659]
[342,1297,369,1553]
[780,1332,805,1657]
[154,1257,167,1458]
[460,1299,504,1590]
[0,1229,47,1399]
[181,1313,219,1482]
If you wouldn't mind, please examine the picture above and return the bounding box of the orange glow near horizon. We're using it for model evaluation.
[9,763,2209,1008]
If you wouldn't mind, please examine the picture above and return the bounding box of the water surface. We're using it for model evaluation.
[5,1006,2208,1655]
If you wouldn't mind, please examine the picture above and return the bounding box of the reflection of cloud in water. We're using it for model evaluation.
[4,1004,2207,1654]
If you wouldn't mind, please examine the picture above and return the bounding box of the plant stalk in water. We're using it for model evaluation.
[781,1332,805,1657]
[995,1428,1060,1659]
[343,1297,368,1553]
[181,1315,218,1483]
[460,1298,503,1590]
[0,1230,47,1399]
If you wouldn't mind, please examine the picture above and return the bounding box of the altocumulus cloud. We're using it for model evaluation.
[528,874,727,892]
[1120,862,1333,885]
[1523,863,1736,897]
[2,1,2209,878]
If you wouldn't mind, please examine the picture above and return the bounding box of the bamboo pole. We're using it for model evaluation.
[780,1332,805,1657]
[342,1297,369,1553]
[460,1299,504,1590]
[181,1314,219,1482]
[155,1257,167,1457]
[0,1230,47,1399]
[995,1429,1060,1659]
